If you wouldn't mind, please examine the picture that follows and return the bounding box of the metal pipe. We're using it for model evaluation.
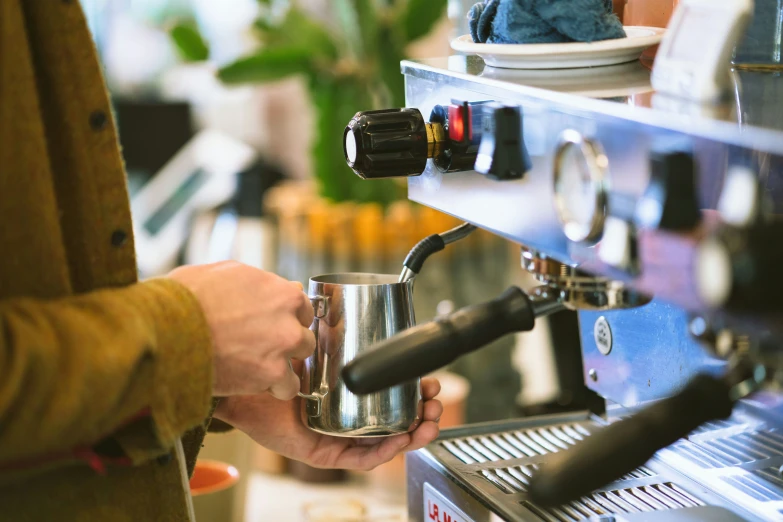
[398,222,478,283]
[440,223,478,244]
[398,267,418,284]
[528,285,567,318]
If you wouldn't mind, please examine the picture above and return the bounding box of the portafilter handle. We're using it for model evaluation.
[341,286,563,395]
[527,360,765,508]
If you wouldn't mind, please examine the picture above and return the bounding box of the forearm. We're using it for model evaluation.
[0,279,213,469]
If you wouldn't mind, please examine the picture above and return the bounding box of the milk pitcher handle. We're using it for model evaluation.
[296,295,329,417]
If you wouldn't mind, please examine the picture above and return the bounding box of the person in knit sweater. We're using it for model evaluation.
[0,1,442,520]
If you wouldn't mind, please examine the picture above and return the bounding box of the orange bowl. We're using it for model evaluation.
[189,460,240,497]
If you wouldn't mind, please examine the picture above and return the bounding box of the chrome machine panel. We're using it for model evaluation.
[402,56,783,410]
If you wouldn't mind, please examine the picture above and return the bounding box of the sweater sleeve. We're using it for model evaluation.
[0,279,213,472]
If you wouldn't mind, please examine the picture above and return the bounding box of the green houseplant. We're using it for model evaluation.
[171,0,447,205]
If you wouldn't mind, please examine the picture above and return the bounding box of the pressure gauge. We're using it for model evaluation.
[553,130,609,243]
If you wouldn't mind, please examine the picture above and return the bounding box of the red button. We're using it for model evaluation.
[448,104,471,143]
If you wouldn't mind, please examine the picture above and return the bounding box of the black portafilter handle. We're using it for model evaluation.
[342,287,557,395]
[527,374,735,507]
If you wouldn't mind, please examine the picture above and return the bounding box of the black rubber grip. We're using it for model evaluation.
[527,374,734,507]
[342,287,535,395]
[344,108,429,179]
[402,234,446,274]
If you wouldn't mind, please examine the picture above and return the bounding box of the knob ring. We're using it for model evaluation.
[553,130,610,243]
[343,120,364,171]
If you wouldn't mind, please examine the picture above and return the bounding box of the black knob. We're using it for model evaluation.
[474,103,530,181]
[635,150,701,231]
[695,221,783,312]
[344,108,431,179]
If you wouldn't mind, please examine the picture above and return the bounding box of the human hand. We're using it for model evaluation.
[168,261,315,400]
[214,377,443,471]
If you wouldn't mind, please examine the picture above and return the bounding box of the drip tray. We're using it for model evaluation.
[408,411,783,521]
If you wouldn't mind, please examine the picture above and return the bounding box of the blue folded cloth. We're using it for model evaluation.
[469,0,626,44]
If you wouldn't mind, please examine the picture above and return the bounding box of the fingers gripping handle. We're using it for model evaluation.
[296,295,329,416]
[342,287,537,395]
[527,374,734,507]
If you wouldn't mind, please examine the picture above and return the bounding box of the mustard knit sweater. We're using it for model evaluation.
[1,1,215,520]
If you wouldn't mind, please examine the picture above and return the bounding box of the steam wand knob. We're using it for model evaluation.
[399,222,478,283]
[344,108,447,179]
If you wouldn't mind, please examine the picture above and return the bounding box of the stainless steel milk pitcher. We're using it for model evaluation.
[298,273,423,437]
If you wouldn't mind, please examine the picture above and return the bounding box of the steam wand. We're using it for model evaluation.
[398,222,477,283]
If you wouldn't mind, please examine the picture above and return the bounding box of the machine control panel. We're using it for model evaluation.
[474,104,531,181]
[428,100,484,173]
[635,150,701,231]
[344,108,434,179]
[696,221,783,312]
[552,130,610,244]
[344,101,529,180]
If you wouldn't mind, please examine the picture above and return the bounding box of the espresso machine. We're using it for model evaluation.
[339,56,783,521]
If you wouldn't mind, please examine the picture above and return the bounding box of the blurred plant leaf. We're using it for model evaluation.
[311,80,354,202]
[333,0,363,57]
[253,17,274,33]
[311,78,401,204]
[169,22,210,62]
[401,0,447,43]
[212,0,442,205]
[218,47,312,84]
[352,0,378,58]
[377,28,406,107]
[255,8,340,61]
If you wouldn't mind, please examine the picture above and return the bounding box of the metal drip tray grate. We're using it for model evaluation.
[441,423,591,464]
[690,418,750,435]
[522,483,704,522]
[417,413,782,521]
[480,465,535,494]
[659,421,783,520]
[753,467,783,490]
[430,417,709,521]
[670,428,783,469]
[689,430,783,466]
[479,463,655,495]
[722,473,783,502]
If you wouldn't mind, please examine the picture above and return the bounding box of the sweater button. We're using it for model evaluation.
[89,110,108,131]
[157,453,173,466]
[111,229,127,247]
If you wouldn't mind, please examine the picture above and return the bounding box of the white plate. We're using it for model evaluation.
[479,61,654,98]
[450,26,665,70]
